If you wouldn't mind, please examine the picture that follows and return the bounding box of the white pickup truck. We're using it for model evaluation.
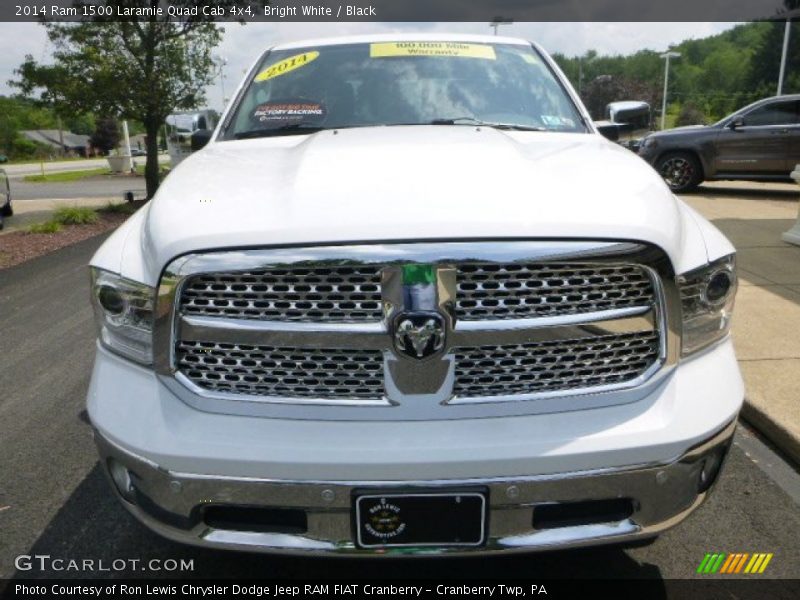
[87,34,743,555]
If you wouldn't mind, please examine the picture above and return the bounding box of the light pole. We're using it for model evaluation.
[490,17,513,36]
[778,19,791,95]
[660,51,680,131]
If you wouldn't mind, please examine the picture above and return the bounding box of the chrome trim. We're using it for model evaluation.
[179,315,388,350]
[173,371,393,407]
[450,306,656,346]
[94,419,735,555]
[451,358,664,406]
[154,241,680,420]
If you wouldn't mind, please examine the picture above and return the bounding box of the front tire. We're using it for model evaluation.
[1,201,11,217]
[656,152,702,193]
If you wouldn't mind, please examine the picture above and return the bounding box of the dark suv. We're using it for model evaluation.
[639,94,800,192]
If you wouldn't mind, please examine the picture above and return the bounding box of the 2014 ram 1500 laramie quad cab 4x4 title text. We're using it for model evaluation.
[87,34,743,555]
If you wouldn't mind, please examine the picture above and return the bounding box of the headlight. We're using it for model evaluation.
[678,254,737,356]
[640,136,659,151]
[90,267,154,364]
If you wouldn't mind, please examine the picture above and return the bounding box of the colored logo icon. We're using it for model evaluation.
[697,552,774,574]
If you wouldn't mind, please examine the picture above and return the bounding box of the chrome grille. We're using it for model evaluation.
[456,263,654,321]
[179,266,383,323]
[162,242,671,414]
[453,331,660,398]
[178,263,655,324]
[176,341,384,400]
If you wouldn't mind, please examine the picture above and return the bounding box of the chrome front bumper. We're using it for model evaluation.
[94,419,735,556]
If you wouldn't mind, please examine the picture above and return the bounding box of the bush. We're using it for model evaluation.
[28,221,62,234]
[53,206,98,225]
[675,103,708,127]
[10,136,50,160]
[99,201,137,215]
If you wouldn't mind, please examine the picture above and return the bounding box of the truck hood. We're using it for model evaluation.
[141,126,683,279]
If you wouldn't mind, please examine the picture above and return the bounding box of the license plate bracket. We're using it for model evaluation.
[354,490,487,548]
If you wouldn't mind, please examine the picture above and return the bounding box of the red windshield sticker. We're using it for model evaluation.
[253,101,326,125]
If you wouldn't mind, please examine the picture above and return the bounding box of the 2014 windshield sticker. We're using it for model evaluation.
[370,42,496,60]
[253,101,326,125]
[254,51,319,82]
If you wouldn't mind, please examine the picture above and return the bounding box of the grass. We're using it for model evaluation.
[53,206,98,225]
[7,156,87,166]
[28,221,62,234]
[23,168,111,183]
[135,163,171,176]
[27,205,99,233]
[23,163,167,183]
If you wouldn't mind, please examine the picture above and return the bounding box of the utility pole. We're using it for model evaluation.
[660,51,681,130]
[122,120,133,172]
[56,116,64,157]
[778,19,791,95]
[775,9,800,95]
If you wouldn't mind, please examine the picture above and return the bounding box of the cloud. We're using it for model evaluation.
[0,21,739,111]
[0,23,49,94]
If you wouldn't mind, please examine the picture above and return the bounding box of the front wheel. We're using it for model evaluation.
[1,201,12,217]
[656,152,702,193]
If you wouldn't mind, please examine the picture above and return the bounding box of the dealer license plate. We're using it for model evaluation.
[354,491,487,548]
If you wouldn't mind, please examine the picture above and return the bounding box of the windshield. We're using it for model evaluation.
[221,41,587,139]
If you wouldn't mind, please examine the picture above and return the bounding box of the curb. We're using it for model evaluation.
[742,400,800,467]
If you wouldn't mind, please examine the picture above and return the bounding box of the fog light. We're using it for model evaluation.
[698,444,729,493]
[108,458,135,502]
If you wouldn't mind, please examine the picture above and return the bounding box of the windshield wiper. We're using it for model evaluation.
[233,124,326,139]
[427,117,547,131]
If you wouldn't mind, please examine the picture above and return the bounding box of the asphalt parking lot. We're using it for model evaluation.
[0,185,799,589]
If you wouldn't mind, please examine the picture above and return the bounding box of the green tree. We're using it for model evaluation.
[0,95,60,157]
[13,0,264,198]
[674,102,708,127]
[554,22,774,126]
[66,113,96,136]
[90,116,121,154]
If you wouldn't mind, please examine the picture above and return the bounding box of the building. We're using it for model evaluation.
[20,129,92,157]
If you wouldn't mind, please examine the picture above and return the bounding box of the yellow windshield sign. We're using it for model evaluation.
[255,51,319,83]
[370,42,496,60]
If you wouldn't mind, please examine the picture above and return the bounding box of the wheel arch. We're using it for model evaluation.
[655,148,707,181]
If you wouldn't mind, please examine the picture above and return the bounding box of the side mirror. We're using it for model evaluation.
[595,122,620,142]
[191,129,213,151]
[729,118,744,130]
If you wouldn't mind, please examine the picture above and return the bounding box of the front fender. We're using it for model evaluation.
[89,202,152,284]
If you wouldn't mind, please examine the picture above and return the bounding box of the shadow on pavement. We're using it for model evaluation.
[709,217,800,308]
[693,184,799,201]
[12,463,664,586]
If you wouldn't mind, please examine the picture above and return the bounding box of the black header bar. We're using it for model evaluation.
[0,0,793,23]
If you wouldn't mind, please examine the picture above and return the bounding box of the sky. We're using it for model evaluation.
[0,21,739,112]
